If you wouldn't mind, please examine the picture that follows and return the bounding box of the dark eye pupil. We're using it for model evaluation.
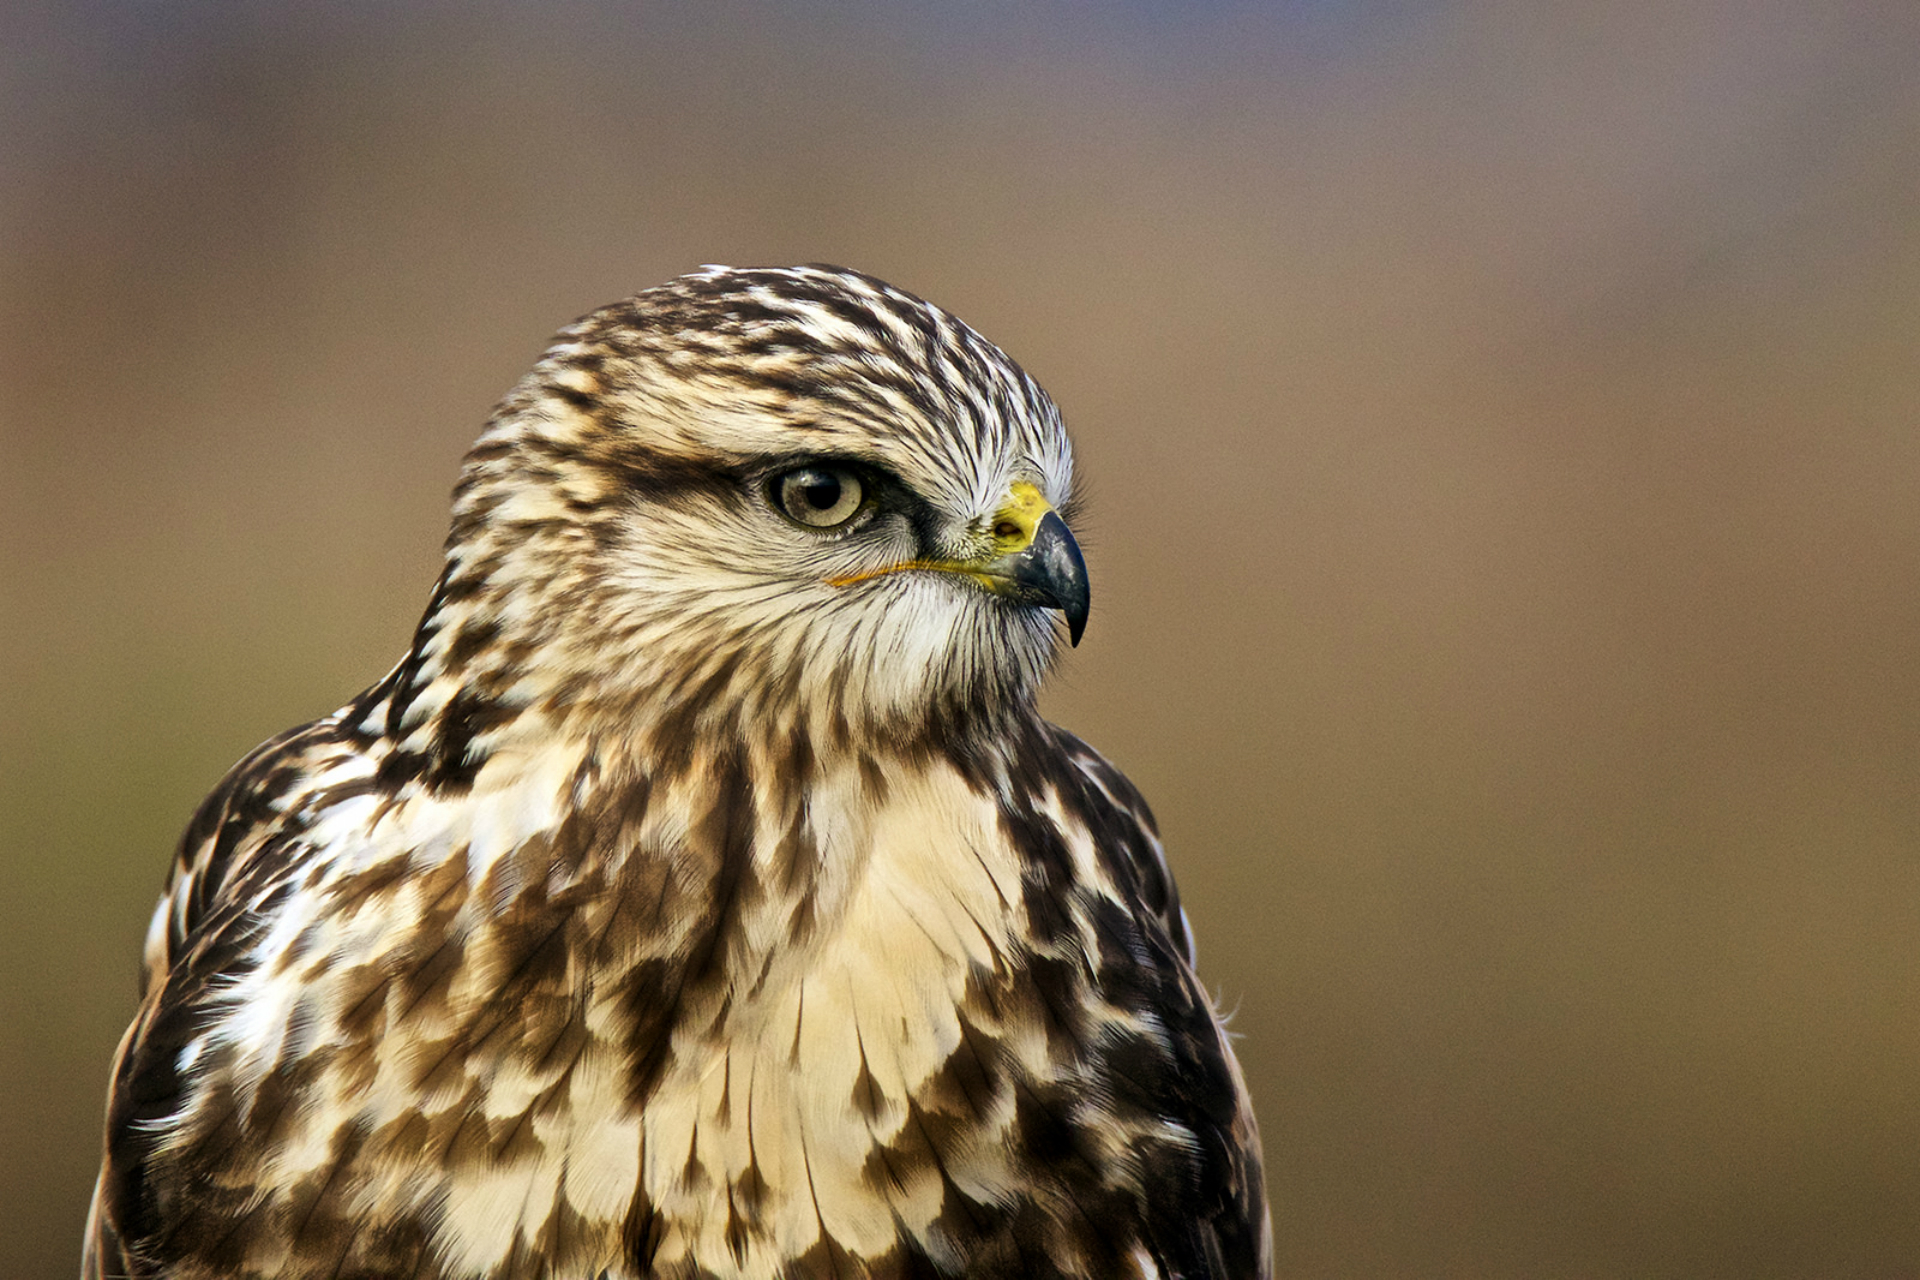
[801,477,840,510]
[776,465,864,528]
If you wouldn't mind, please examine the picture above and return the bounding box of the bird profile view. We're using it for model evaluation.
[85,265,1269,1280]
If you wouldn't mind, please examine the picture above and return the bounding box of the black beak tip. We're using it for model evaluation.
[1030,509,1090,648]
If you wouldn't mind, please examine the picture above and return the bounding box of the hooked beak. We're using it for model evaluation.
[827,481,1091,646]
[980,498,1091,646]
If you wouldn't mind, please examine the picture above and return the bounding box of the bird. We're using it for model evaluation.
[84,265,1270,1280]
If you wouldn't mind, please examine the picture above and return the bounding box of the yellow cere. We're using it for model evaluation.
[988,481,1051,555]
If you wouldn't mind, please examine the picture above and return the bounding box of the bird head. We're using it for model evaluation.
[422,266,1086,754]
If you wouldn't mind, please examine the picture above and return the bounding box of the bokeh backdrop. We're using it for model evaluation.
[6,2,1920,1275]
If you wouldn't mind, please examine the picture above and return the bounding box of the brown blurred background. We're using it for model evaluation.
[5,1,1920,1274]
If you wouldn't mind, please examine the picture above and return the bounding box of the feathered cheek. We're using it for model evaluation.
[820,573,1050,710]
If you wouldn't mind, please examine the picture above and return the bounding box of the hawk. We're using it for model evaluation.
[85,266,1270,1280]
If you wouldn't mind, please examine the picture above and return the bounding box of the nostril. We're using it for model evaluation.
[993,521,1022,540]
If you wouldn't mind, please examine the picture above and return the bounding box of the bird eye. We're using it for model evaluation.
[775,466,866,529]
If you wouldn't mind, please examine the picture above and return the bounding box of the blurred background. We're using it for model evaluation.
[5,1,1920,1274]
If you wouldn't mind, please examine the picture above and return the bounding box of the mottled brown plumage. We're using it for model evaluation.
[86,266,1268,1279]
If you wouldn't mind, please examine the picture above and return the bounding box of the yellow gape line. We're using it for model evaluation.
[825,558,950,588]
[826,481,1054,588]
